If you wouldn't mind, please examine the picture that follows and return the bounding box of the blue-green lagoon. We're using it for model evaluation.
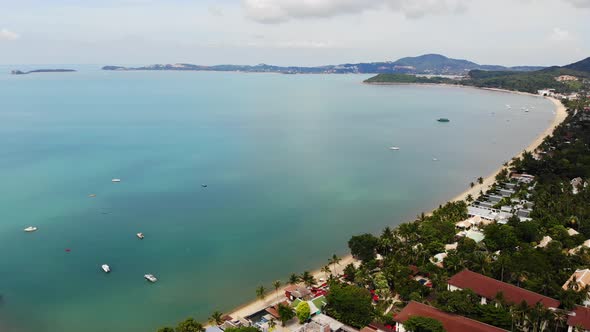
[0,69,555,332]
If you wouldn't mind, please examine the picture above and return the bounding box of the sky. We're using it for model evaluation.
[0,0,589,66]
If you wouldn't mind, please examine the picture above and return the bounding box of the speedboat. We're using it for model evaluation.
[112,178,121,183]
[389,146,400,151]
[144,274,158,283]
[102,264,111,273]
[432,158,439,162]
[24,226,38,232]
[437,118,450,123]
[137,232,145,239]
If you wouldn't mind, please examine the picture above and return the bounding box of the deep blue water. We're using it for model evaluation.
[0,68,554,332]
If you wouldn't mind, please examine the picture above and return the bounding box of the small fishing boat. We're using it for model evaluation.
[144,274,158,283]
[437,118,450,123]
[102,264,111,273]
[389,146,400,151]
[24,226,38,232]
[432,158,439,162]
[112,179,121,183]
[201,184,208,188]
[137,232,144,239]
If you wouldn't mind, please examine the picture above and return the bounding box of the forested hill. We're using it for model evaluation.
[365,56,590,94]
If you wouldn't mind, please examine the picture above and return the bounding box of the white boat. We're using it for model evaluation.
[144,274,158,283]
[102,264,111,273]
[24,226,38,232]
[137,232,145,239]
[389,146,400,151]
[432,158,439,162]
[112,178,121,183]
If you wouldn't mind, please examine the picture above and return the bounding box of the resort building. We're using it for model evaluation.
[447,269,560,308]
[563,269,590,306]
[467,206,512,224]
[556,75,579,82]
[393,301,507,332]
[568,228,580,236]
[510,173,535,184]
[535,236,553,248]
[430,252,447,268]
[568,240,590,255]
[567,306,590,332]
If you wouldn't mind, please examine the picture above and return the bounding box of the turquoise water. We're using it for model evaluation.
[0,68,554,332]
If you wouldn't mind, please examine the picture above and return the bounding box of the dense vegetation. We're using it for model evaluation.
[339,95,590,331]
[364,74,456,84]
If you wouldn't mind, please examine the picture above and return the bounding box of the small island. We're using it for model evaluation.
[11,69,77,75]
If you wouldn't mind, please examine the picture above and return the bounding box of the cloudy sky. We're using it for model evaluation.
[0,0,588,66]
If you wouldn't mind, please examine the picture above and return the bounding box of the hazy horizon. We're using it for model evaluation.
[0,0,589,66]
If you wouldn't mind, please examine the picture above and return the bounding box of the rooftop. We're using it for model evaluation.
[394,301,507,332]
[568,306,590,330]
[448,269,560,308]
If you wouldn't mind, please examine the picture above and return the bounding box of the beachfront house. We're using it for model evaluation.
[467,206,512,224]
[447,269,560,308]
[292,295,327,317]
[285,285,313,301]
[393,301,507,332]
[567,306,590,332]
[510,173,535,184]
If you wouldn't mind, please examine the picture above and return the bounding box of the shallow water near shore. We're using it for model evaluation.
[0,68,554,332]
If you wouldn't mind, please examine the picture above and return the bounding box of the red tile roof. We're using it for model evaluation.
[447,269,560,308]
[568,306,590,330]
[394,301,507,332]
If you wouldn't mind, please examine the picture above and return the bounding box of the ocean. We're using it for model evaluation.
[0,68,554,332]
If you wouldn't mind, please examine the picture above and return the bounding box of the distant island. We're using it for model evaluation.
[11,69,76,75]
[102,54,545,76]
[365,56,590,95]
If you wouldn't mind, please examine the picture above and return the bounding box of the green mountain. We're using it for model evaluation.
[365,56,590,94]
[564,57,590,73]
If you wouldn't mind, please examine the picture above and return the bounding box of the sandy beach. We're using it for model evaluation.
[222,88,568,324]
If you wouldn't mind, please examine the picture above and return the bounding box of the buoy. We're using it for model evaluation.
[65,248,71,252]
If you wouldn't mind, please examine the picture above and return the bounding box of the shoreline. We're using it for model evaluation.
[221,85,568,323]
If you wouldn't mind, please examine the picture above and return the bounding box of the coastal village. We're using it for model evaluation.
[160,74,590,331]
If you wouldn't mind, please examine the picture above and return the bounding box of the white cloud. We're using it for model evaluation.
[242,0,469,23]
[0,28,20,41]
[563,0,590,8]
[548,27,574,41]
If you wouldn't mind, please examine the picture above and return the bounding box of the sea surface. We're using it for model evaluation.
[0,67,555,332]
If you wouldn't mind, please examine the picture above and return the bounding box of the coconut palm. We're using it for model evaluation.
[470,182,475,188]
[300,271,316,287]
[477,177,484,184]
[288,273,301,285]
[321,265,331,280]
[208,311,223,326]
[256,285,266,300]
[466,194,474,202]
[328,254,342,274]
[273,280,282,302]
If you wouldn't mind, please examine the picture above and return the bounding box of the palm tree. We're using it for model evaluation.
[470,182,475,188]
[208,311,223,326]
[273,280,282,302]
[321,265,331,280]
[256,285,266,300]
[328,254,342,275]
[466,194,474,202]
[477,177,484,185]
[300,271,316,287]
[288,273,301,285]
